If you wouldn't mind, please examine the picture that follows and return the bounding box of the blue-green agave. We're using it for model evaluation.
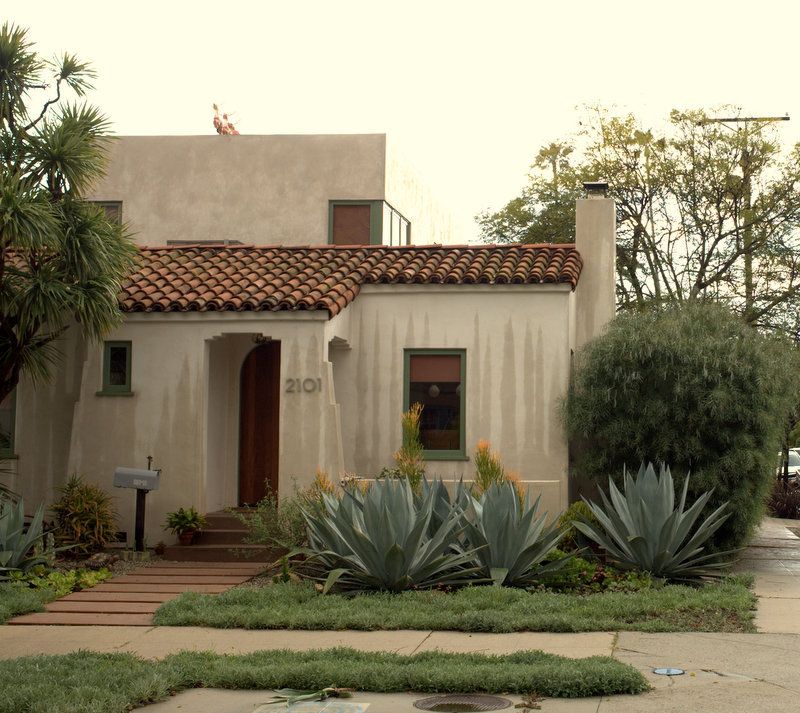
[300,478,483,593]
[573,463,733,581]
[462,482,566,587]
[0,497,48,578]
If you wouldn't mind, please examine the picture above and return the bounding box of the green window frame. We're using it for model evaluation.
[0,390,16,458]
[89,200,123,224]
[403,348,467,461]
[99,341,133,396]
[328,200,411,246]
[328,200,383,245]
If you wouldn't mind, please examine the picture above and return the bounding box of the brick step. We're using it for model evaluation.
[203,510,250,530]
[61,591,180,603]
[112,574,249,585]
[195,529,250,545]
[162,543,273,563]
[91,583,230,593]
[9,612,154,626]
[46,601,161,614]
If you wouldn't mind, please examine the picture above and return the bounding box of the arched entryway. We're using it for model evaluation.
[238,341,281,505]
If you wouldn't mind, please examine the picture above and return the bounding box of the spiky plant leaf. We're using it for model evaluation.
[574,463,735,581]
[461,481,567,588]
[300,478,484,592]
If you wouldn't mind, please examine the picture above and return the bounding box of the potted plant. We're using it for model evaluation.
[164,507,206,545]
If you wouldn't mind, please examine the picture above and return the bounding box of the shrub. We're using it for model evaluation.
[573,463,733,582]
[51,475,118,555]
[473,440,505,494]
[564,302,800,551]
[238,471,335,550]
[557,501,601,552]
[768,481,800,519]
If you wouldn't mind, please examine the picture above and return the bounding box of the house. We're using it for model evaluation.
[3,134,616,545]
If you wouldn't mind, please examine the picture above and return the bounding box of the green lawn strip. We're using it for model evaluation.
[0,648,649,713]
[153,576,756,633]
[0,584,52,624]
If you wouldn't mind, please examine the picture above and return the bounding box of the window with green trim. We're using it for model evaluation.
[0,390,15,456]
[329,200,410,246]
[101,341,132,394]
[404,349,466,460]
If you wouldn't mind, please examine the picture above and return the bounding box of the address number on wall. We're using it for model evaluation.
[285,378,323,394]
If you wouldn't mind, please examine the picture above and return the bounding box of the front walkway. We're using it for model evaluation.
[8,561,264,626]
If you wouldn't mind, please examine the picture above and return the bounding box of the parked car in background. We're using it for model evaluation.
[776,448,800,483]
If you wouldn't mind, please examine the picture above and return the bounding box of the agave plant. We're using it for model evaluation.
[0,497,49,578]
[573,463,733,581]
[300,478,483,593]
[461,482,566,587]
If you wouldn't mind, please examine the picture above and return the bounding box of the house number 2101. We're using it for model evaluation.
[285,378,322,394]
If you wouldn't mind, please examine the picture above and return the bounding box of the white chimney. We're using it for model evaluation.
[573,182,616,351]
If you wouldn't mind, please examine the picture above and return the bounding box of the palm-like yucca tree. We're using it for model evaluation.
[0,22,136,402]
[573,463,734,581]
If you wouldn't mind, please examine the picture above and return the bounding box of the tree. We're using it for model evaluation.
[0,23,135,404]
[563,301,800,551]
[477,108,800,337]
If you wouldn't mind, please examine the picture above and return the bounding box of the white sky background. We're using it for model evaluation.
[7,0,800,241]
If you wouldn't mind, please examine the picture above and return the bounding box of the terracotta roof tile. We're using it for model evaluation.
[121,244,583,317]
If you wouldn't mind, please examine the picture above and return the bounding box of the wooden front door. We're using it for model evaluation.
[238,342,281,505]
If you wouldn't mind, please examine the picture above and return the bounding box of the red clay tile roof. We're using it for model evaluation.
[121,244,583,317]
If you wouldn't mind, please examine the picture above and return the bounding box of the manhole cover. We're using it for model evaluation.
[413,694,511,712]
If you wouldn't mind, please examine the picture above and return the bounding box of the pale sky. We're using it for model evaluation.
[7,0,800,240]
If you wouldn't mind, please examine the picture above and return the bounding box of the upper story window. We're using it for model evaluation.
[0,390,16,457]
[329,200,410,246]
[98,341,132,396]
[404,349,466,460]
[90,201,123,224]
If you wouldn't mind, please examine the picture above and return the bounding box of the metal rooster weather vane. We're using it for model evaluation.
[212,103,240,135]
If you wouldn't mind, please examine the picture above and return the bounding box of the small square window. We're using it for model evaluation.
[0,390,16,456]
[100,341,132,395]
[404,350,466,459]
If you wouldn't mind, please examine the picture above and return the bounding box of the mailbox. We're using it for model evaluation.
[114,467,160,491]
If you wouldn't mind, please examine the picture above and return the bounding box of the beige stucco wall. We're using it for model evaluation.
[6,326,85,507]
[89,134,387,246]
[326,284,573,518]
[88,134,456,248]
[49,313,342,544]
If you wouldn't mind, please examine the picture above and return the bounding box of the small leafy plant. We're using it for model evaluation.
[51,475,118,555]
[164,507,206,536]
[768,480,800,519]
[9,566,113,598]
[573,463,734,582]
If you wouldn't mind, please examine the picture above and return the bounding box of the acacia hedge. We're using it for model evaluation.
[563,302,800,551]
